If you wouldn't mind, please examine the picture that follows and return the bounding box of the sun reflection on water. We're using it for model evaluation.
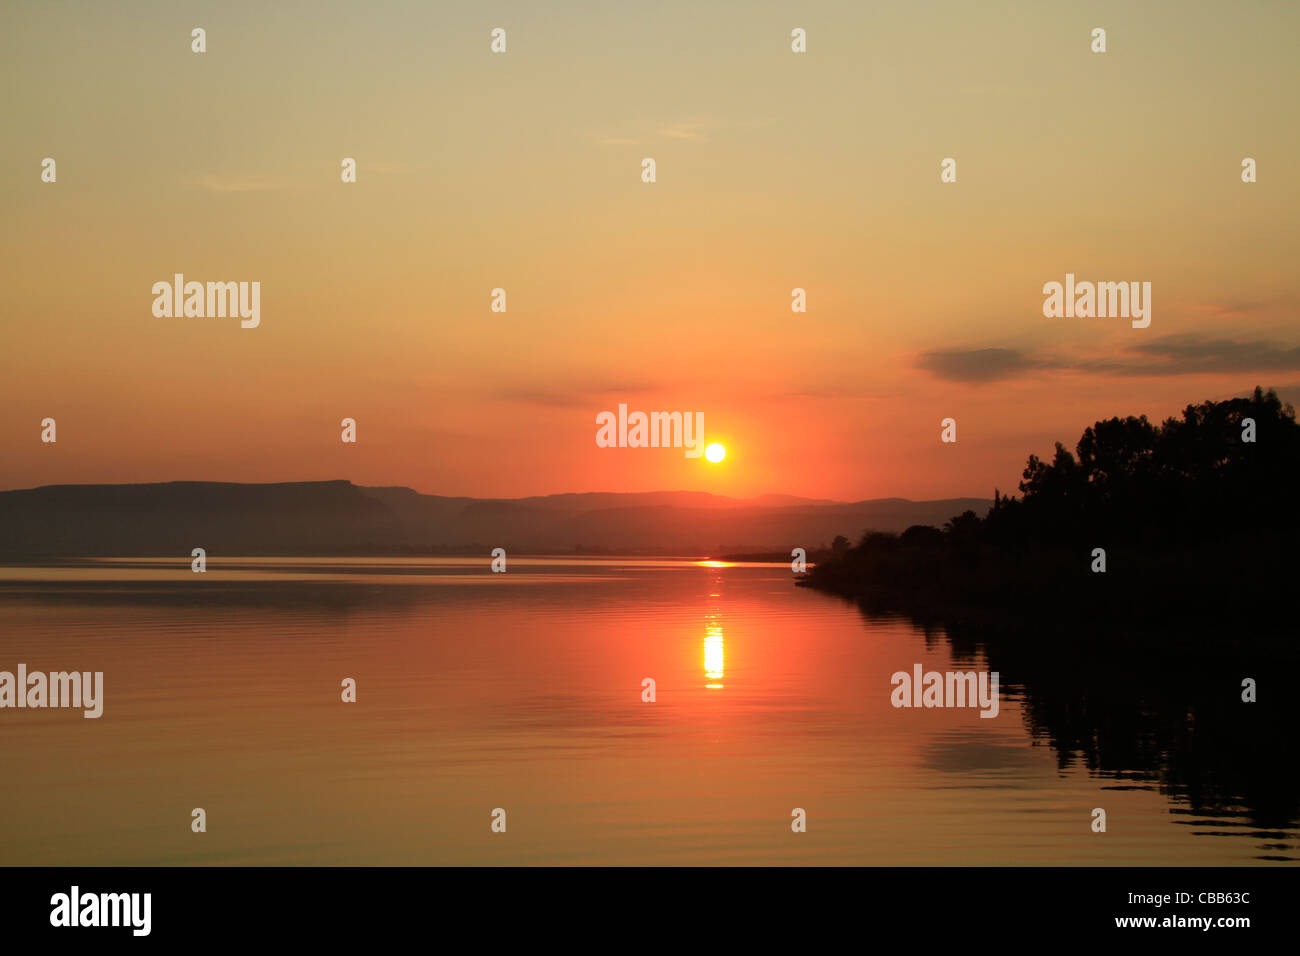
[704,620,724,688]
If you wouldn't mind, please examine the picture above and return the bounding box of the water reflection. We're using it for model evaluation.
[854,604,1300,862]
[704,621,725,687]
[704,575,725,687]
[1,557,1293,865]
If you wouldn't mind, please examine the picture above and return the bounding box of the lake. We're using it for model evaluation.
[0,557,1292,865]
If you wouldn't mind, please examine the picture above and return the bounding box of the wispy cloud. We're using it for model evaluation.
[916,348,1041,383]
[918,334,1300,384]
[657,121,707,140]
[1188,300,1268,320]
[1096,335,1300,376]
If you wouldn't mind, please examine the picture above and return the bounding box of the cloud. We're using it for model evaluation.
[657,122,707,140]
[1087,336,1300,376]
[589,121,710,146]
[918,335,1300,383]
[1188,301,1268,319]
[916,348,1042,383]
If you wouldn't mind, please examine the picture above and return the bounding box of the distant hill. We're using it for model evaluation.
[0,480,991,558]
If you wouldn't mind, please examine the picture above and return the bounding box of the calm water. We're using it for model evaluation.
[0,557,1292,865]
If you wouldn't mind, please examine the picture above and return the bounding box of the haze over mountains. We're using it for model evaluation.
[0,481,991,558]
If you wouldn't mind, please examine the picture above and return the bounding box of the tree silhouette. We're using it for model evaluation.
[808,387,1300,620]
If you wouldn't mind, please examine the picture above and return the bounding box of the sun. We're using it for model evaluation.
[705,442,726,463]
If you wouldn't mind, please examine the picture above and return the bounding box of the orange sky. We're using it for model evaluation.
[2,1,1298,500]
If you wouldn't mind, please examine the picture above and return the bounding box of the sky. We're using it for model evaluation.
[2,0,1298,501]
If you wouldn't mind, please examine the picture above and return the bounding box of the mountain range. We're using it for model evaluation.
[0,481,991,558]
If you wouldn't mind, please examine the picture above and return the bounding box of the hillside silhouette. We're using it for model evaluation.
[0,482,988,558]
[803,387,1300,849]
[804,387,1300,626]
